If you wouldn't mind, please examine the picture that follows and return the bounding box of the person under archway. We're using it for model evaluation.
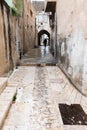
[44,38,47,48]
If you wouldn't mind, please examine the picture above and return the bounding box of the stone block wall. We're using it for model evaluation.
[23,0,36,53]
[0,1,14,75]
[0,0,36,76]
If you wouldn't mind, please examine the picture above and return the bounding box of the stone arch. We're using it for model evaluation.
[38,30,50,46]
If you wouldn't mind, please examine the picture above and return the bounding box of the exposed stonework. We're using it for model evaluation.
[56,0,87,95]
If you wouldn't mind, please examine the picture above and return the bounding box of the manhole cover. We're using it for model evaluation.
[59,104,87,125]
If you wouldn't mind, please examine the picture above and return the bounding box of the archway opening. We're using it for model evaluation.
[38,30,50,46]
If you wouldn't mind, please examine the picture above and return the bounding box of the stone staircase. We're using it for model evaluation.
[0,78,17,129]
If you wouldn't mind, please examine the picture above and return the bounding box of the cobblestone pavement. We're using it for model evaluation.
[2,66,87,130]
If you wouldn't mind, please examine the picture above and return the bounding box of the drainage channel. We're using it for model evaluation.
[59,104,87,125]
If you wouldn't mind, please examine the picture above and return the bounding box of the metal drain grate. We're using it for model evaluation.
[59,104,87,125]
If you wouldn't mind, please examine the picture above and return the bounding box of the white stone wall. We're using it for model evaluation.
[56,0,87,95]
[36,12,51,34]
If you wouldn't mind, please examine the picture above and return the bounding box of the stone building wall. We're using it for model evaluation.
[0,0,36,76]
[23,0,36,53]
[35,12,51,46]
[56,0,87,95]
[45,0,87,95]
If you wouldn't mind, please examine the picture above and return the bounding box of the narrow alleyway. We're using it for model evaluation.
[0,0,87,130]
[2,66,87,130]
[20,46,57,65]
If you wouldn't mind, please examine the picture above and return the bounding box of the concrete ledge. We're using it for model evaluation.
[20,63,57,66]
[0,78,8,95]
[0,101,12,129]
[0,87,17,129]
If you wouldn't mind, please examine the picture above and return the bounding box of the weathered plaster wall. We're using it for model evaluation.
[57,0,87,95]
[23,0,36,53]
[0,2,12,75]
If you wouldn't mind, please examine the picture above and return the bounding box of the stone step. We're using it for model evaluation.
[0,78,8,95]
[20,63,57,66]
[0,87,17,129]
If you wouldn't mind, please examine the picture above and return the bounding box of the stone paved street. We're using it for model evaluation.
[20,46,57,65]
[2,66,87,130]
